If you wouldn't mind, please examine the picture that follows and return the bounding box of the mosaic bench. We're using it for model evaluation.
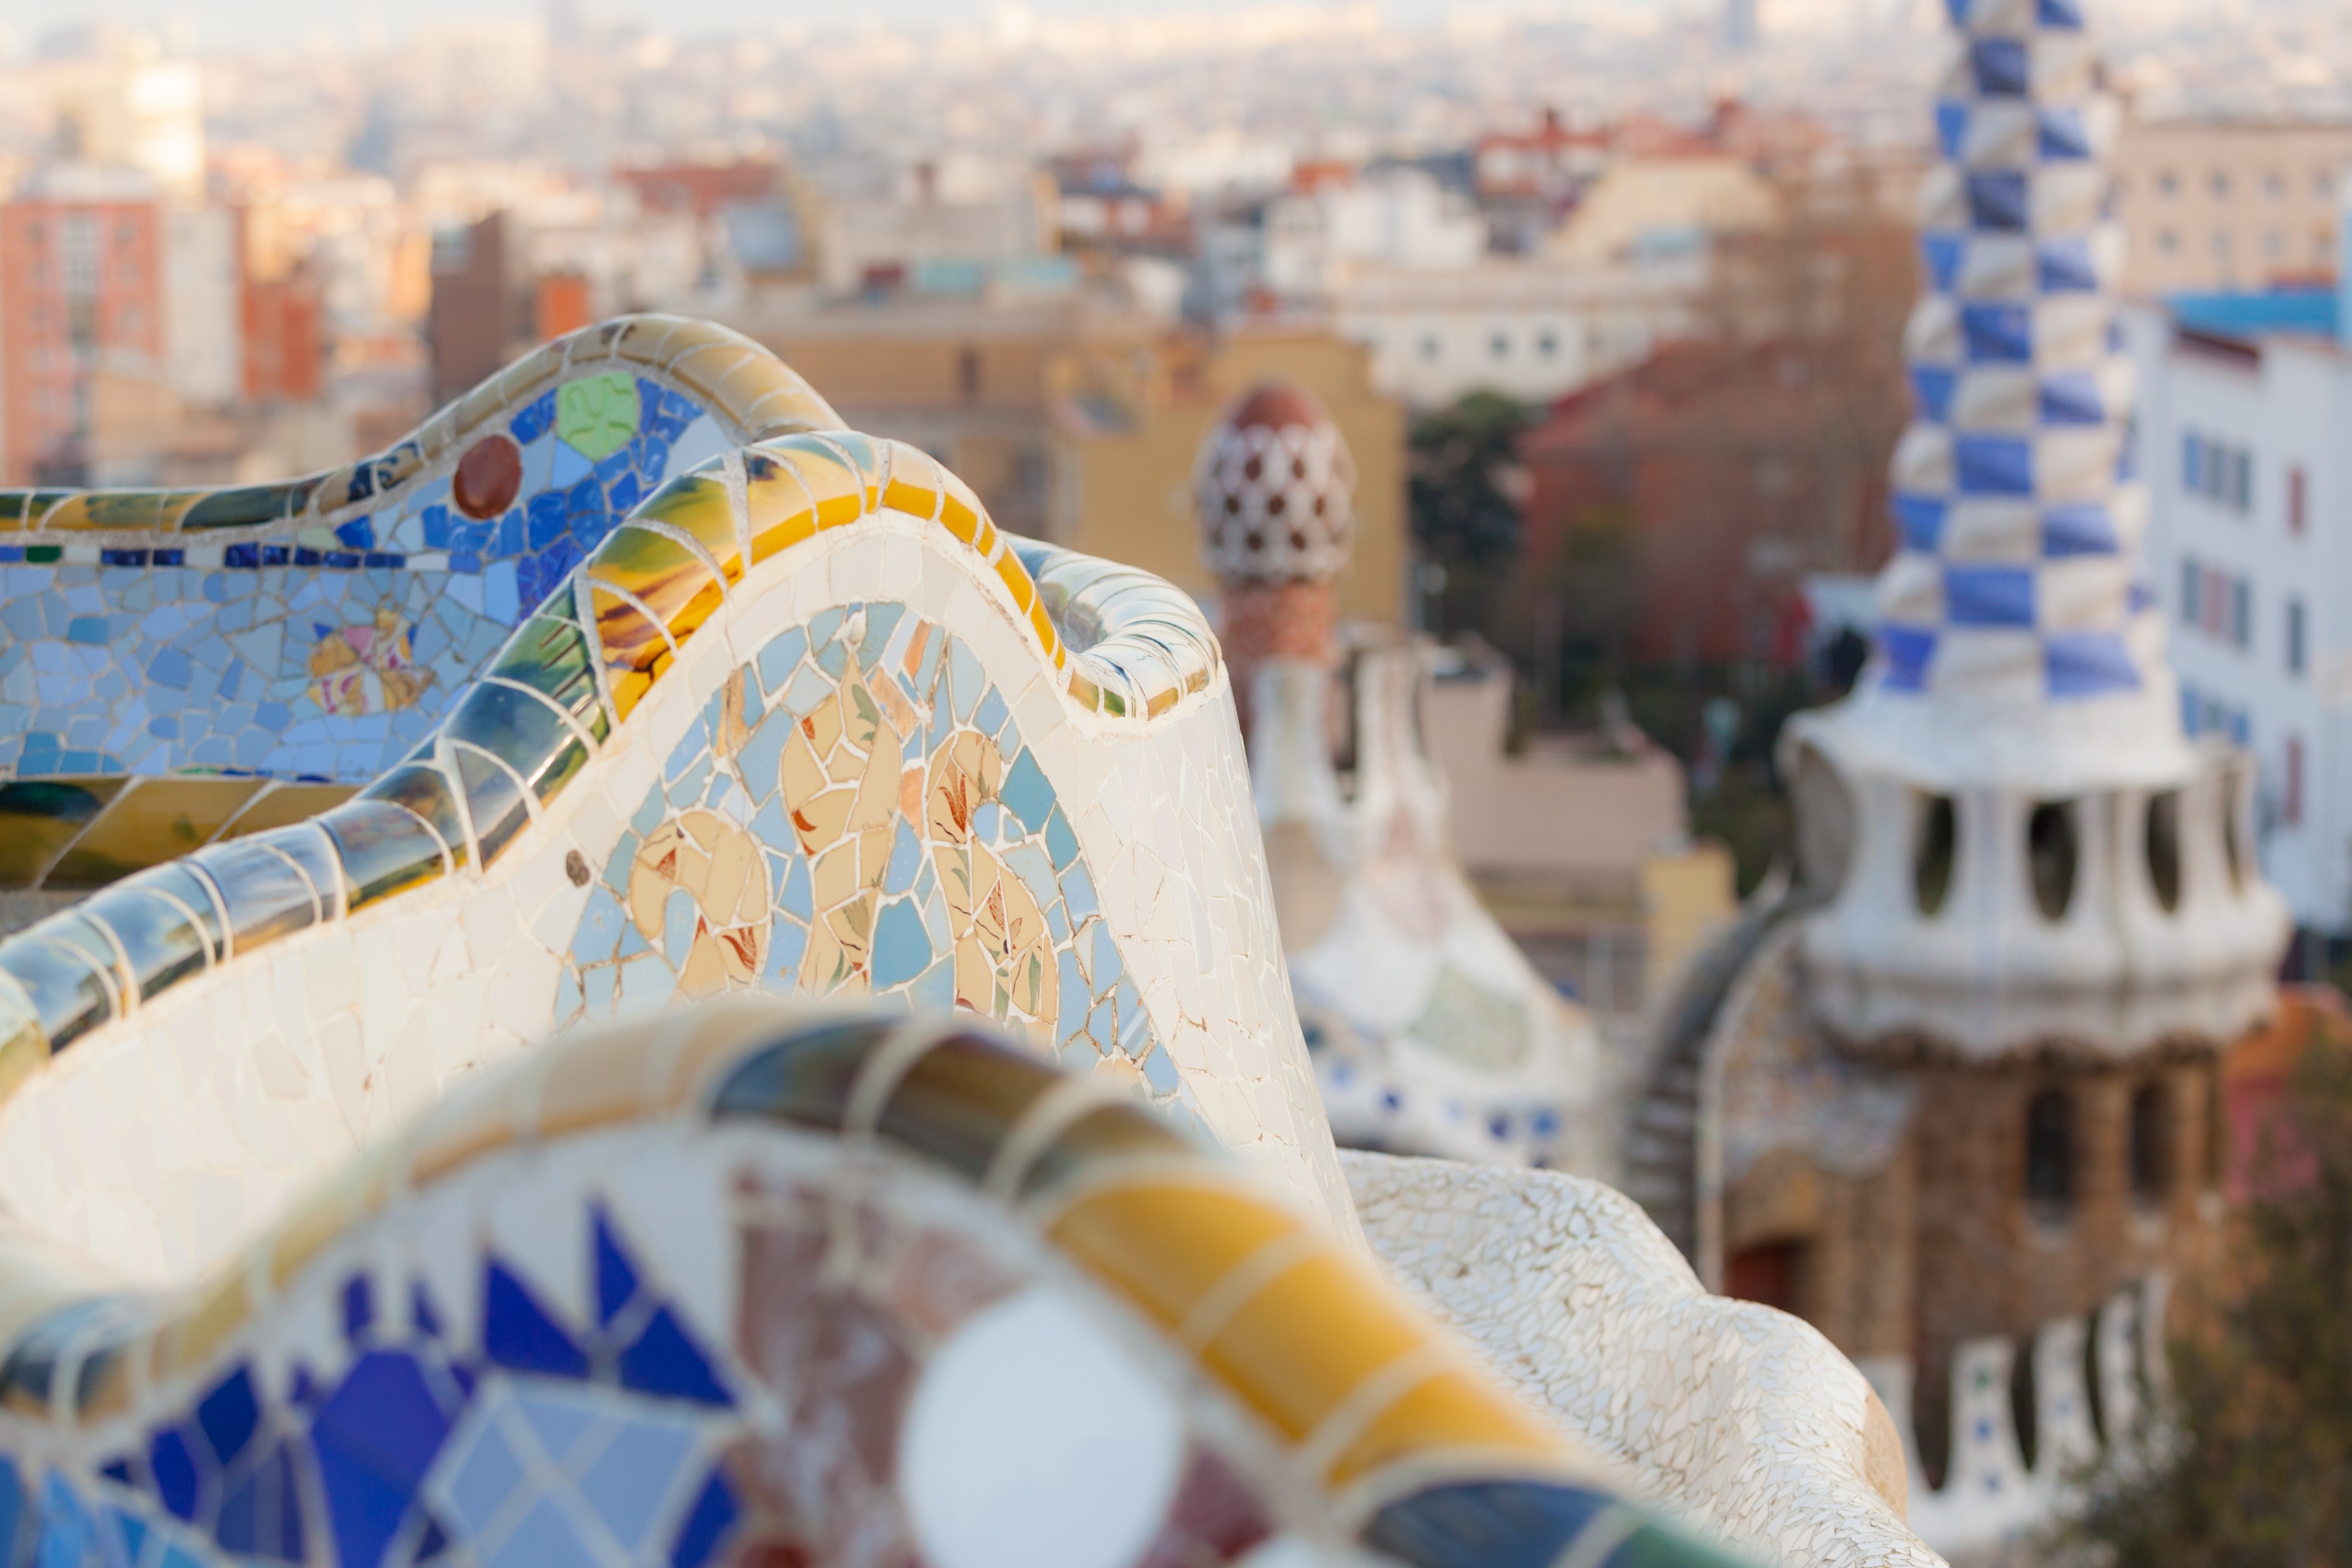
[0,317,834,933]
[0,1003,1755,1568]
[0,327,1937,1568]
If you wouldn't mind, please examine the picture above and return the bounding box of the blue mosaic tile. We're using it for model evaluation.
[483,1266,591,1380]
[666,1471,740,1568]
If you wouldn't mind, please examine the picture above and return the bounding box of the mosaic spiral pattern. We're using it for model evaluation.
[1877,0,2159,703]
[0,1006,1745,1568]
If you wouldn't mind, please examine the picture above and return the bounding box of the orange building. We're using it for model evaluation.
[0,168,166,486]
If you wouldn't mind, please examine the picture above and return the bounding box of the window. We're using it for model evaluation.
[2285,735,2305,827]
[2212,170,2233,198]
[2233,577,2252,649]
[2026,1091,2075,1208]
[2288,596,2307,675]
[2212,230,2232,259]
[1488,331,1509,360]
[1914,794,1957,917]
[2130,1083,2171,1202]
[2224,767,2247,888]
[2158,169,2179,197]
[2265,171,2287,199]
[2180,555,2199,625]
[1535,329,1558,358]
[1013,447,1049,502]
[1726,1241,1806,1314]
[2266,229,2287,258]
[2147,791,2183,913]
[60,212,99,299]
[2207,1069,2227,1188]
[1420,334,1441,361]
[957,346,981,400]
[2184,432,2254,513]
[2027,802,2079,921]
[2157,227,2179,255]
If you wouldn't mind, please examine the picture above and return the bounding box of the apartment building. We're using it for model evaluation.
[2112,118,2352,296]
[0,166,167,486]
[2125,293,2352,940]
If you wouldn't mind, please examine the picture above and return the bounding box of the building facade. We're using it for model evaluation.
[1518,334,1901,667]
[0,167,166,487]
[1331,256,1698,410]
[2112,118,2352,297]
[738,303,1409,629]
[2125,295,2352,942]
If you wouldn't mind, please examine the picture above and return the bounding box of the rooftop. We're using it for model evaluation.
[2167,284,2340,343]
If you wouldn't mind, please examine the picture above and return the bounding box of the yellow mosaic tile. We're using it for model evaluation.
[1323,1369,1563,1488]
[1045,1179,1301,1332]
[1197,1252,1427,1441]
[760,437,866,532]
[637,473,747,583]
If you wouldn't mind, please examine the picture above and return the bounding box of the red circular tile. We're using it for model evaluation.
[453,434,523,519]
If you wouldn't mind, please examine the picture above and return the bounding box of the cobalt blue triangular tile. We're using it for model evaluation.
[409,1284,441,1340]
[593,1210,639,1327]
[197,1367,260,1469]
[668,1469,740,1568]
[343,1276,374,1343]
[482,1263,590,1380]
[146,1427,201,1521]
[616,1307,729,1408]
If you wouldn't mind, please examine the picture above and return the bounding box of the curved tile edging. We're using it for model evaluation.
[1344,1150,1937,1568]
[0,1003,1747,1568]
[0,316,842,546]
[0,436,1227,1088]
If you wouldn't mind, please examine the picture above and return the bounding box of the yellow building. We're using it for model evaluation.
[742,301,1407,627]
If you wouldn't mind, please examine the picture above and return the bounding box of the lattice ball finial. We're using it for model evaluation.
[1195,382,1357,585]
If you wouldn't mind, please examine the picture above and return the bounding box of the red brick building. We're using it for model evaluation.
[1518,336,1899,669]
[0,168,165,486]
[240,225,325,406]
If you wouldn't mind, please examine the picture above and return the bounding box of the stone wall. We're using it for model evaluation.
[1909,1054,2221,1474]
[1724,1136,1917,1365]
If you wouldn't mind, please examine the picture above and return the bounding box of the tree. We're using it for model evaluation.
[1408,390,1531,640]
[2068,1014,2352,1567]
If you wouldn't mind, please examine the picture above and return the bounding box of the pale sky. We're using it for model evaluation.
[6,0,1522,55]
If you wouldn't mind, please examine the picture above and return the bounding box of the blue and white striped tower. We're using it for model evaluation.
[1781,0,2287,1059]
[1844,0,2185,789]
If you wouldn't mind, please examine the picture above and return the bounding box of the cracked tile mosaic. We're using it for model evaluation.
[0,1008,1740,1568]
[0,314,1944,1567]
[0,316,838,796]
[560,604,1181,1112]
[0,394,1348,1274]
[1344,1151,1934,1568]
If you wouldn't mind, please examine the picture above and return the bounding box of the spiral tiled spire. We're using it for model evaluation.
[1875,0,2162,718]
[1781,0,2288,1062]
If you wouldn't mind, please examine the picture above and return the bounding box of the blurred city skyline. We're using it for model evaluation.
[10,0,1929,56]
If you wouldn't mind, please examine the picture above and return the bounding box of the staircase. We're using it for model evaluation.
[1618,888,1818,1263]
